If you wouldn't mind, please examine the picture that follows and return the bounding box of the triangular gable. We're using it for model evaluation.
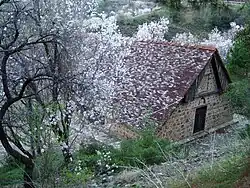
[184,50,231,102]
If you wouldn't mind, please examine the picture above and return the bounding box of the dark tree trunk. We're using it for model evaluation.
[0,102,35,188]
[62,146,72,165]
[24,162,35,188]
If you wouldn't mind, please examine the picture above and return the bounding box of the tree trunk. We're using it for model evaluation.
[24,162,35,188]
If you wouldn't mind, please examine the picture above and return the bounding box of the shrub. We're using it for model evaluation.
[113,129,178,168]
[61,164,93,185]
[226,80,250,118]
[75,129,178,173]
[156,0,182,10]
[226,25,250,118]
[227,40,250,80]
[76,142,118,177]
[35,146,95,186]
[33,147,65,186]
[0,157,23,186]
[239,124,250,139]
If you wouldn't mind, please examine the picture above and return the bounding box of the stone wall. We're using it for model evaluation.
[156,62,233,141]
[156,93,233,141]
[109,123,139,139]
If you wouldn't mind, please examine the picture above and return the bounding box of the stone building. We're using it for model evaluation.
[109,41,233,141]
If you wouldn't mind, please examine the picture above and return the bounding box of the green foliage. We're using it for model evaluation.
[76,142,118,178]
[228,40,250,80]
[197,155,246,185]
[0,157,23,186]
[226,80,250,118]
[34,148,64,182]
[239,2,250,24]
[77,142,103,168]
[75,129,178,173]
[239,124,250,139]
[113,129,178,168]
[117,1,240,38]
[226,25,250,118]
[117,12,163,37]
[156,0,182,10]
[61,166,93,185]
[170,154,249,188]
[208,6,238,31]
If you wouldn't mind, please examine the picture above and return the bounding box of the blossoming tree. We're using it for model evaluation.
[0,0,243,186]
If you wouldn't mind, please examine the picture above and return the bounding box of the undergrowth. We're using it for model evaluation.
[117,3,244,38]
[1,125,250,187]
[170,146,250,188]
[112,129,179,168]
[0,157,23,186]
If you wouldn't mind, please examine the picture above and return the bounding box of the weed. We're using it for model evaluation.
[170,153,249,188]
[113,129,178,168]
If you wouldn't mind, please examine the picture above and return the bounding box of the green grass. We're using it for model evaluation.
[76,129,178,170]
[112,129,179,168]
[170,153,250,188]
[0,164,23,186]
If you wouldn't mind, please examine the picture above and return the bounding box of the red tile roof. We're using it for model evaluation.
[112,41,216,127]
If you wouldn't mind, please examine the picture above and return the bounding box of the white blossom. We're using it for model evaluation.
[172,22,243,59]
[135,17,169,41]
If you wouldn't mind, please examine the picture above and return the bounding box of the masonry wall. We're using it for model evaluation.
[109,123,139,139]
[156,62,233,141]
[156,93,232,141]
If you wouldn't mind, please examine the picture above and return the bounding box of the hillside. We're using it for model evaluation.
[0,0,250,188]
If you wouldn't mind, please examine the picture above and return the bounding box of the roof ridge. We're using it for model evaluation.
[136,40,217,52]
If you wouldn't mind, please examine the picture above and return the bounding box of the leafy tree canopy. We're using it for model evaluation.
[228,25,250,80]
[227,24,250,118]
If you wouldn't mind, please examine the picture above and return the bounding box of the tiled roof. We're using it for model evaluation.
[112,41,216,127]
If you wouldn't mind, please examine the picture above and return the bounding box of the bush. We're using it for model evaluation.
[156,0,182,10]
[61,165,93,186]
[35,146,95,186]
[226,25,250,118]
[74,129,178,173]
[0,156,23,186]
[227,40,250,80]
[32,147,65,186]
[76,142,118,177]
[77,142,104,170]
[117,2,240,39]
[226,80,250,118]
[0,130,179,186]
[239,124,250,139]
[117,12,163,37]
[113,129,178,168]
[0,163,23,186]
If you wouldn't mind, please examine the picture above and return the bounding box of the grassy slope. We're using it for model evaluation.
[170,153,250,188]
[117,3,245,39]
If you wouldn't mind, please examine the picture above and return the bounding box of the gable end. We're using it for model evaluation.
[183,51,231,103]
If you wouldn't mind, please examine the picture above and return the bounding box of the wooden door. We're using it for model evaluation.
[193,106,207,133]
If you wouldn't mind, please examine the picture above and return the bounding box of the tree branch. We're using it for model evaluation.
[7,126,33,159]
[5,9,19,48]
[1,54,12,99]
[0,0,10,7]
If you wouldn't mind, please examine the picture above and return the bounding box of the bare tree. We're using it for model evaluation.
[0,0,66,187]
